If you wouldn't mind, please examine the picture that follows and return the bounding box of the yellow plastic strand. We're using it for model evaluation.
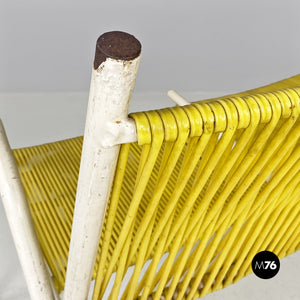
[11,74,300,298]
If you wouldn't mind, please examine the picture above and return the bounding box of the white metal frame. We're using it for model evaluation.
[167,89,190,106]
[63,33,142,299]
[0,120,55,300]
[0,31,193,300]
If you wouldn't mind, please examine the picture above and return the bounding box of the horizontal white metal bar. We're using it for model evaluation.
[100,118,137,148]
[167,89,191,106]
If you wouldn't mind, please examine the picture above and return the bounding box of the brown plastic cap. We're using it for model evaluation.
[94,31,142,69]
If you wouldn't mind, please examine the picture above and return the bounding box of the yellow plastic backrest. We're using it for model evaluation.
[12,74,300,298]
[92,86,300,299]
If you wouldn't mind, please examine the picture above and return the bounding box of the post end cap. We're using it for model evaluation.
[94,31,141,69]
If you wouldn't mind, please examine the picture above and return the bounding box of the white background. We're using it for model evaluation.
[1,0,300,94]
[1,0,300,299]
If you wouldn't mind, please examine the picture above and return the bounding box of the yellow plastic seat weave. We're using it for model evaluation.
[12,74,300,299]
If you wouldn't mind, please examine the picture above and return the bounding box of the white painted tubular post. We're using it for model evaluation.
[64,31,141,300]
[0,120,55,300]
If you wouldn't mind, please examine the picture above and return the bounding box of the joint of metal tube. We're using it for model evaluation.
[100,119,137,148]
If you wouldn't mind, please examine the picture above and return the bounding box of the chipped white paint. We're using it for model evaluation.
[64,55,141,300]
[0,120,54,300]
[167,89,190,106]
[100,118,137,148]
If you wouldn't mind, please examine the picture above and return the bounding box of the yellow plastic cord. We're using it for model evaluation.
[92,85,300,300]
[12,74,300,298]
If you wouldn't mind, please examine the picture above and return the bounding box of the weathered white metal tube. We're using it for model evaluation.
[0,120,55,300]
[167,89,190,106]
[100,118,137,147]
[64,31,141,300]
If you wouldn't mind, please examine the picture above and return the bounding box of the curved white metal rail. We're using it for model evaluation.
[0,120,55,300]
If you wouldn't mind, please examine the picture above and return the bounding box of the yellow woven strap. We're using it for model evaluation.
[92,87,300,300]
[13,137,83,290]
[11,75,300,297]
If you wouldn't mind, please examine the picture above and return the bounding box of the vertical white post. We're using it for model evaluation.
[0,120,55,300]
[64,31,141,300]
